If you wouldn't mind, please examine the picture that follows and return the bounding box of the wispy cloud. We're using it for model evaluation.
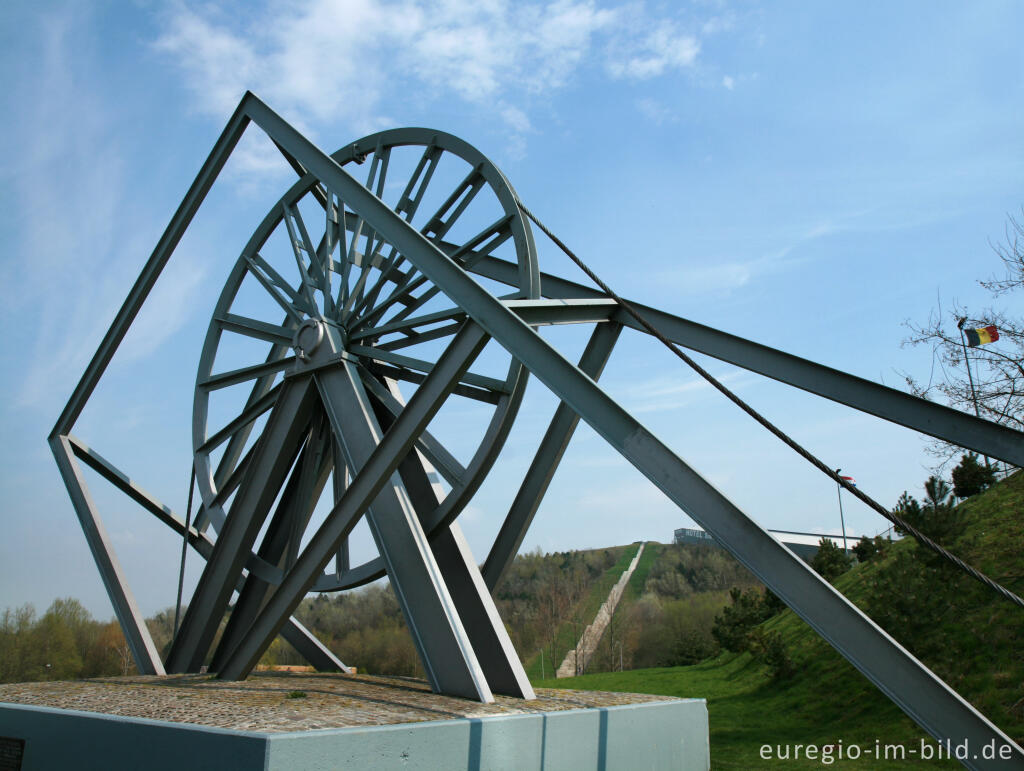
[615,369,761,413]
[153,0,719,169]
[636,97,677,125]
[606,23,700,79]
[660,218,854,295]
[3,7,208,409]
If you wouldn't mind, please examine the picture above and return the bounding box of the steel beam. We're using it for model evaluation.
[313,342,492,701]
[167,376,319,673]
[210,416,333,671]
[482,321,622,591]
[236,97,1019,762]
[214,322,493,686]
[369,385,534,698]
[468,256,1024,467]
[279,617,348,673]
[50,436,165,675]
[50,103,251,440]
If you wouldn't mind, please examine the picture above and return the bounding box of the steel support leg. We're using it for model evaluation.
[371,391,534,698]
[482,321,622,590]
[315,354,492,700]
[50,436,165,675]
[167,376,319,673]
[211,416,333,671]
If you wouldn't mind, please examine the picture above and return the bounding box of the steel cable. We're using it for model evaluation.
[173,466,197,637]
[516,199,1024,611]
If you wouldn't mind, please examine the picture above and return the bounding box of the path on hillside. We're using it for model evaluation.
[557,543,645,678]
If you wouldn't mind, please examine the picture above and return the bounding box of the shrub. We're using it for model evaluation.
[748,629,795,680]
[810,538,852,582]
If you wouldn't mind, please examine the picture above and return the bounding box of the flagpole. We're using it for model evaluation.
[835,468,848,553]
[956,318,992,469]
[956,317,982,419]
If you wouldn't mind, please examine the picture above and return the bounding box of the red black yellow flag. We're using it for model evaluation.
[965,325,999,347]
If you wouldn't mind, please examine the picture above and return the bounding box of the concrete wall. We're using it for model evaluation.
[1,697,709,771]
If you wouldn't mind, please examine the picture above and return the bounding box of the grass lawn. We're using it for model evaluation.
[536,655,956,768]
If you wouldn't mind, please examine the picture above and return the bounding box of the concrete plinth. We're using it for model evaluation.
[0,674,709,770]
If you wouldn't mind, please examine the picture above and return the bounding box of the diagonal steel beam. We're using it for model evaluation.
[50,435,165,675]
[370,382,534,698]
[482,321,622,591]
[236,94,1020,763]
[314,345,493,701]
[210,415,333,672]
[215,322,492,686]
[468,256,1024,468]
[166,376,319,673]
[51,102,251,440]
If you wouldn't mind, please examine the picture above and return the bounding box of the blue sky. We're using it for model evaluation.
[1,0,1021,620]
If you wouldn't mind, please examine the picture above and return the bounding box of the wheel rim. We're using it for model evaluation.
[193,128,538,591]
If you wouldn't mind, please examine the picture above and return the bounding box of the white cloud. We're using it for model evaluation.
[636,97,676,125]
[660,218,850,295]
[722,74,735,90]
[616,370,761,413]
[606,24,700,79]
[153,0,715,166]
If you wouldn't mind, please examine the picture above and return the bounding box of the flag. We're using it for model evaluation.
[965,325,999,347]
[840,475,856,486]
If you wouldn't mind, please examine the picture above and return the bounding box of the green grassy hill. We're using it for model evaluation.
[520,542,641,679]
[537,472,1024,768]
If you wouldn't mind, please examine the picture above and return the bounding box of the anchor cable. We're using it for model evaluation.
[515,199,1024,611]
[173,466,197,638]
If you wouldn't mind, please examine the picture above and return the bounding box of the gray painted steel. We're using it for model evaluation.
[49,437,165,675]
[469,256,1024,468]
[167,377,320,673]
[0,698,709,771]
[311,331,493,702]
[371,387,534,698]
[482,321,623,590]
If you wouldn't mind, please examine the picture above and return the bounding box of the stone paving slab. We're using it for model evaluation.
[0,673,678,733]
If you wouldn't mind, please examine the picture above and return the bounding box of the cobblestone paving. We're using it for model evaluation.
[0,674,677,733]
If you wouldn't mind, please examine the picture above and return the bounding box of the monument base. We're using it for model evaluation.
[0,673,709,770]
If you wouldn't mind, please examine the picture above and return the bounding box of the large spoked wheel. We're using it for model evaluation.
[193,128,538,591]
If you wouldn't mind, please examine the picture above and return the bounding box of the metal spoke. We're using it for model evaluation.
[245,252,318,318]
[357,369,468,486]
[195,383,282,455]
[282,202,323,314]
[199,355,296,391]
[377,321,463,352]
[347,147,462,321]
[217,313,296,347]
[420,165,486,242]
[349,307,466,343]
[348,345,509,395]
[353,215,513,332]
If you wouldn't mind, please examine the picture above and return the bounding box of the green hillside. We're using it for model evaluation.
[538,471,1024,768]
[519,543,641,679]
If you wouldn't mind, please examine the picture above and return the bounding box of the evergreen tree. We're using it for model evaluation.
[810,538,852,582]
[951,453,997,498]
